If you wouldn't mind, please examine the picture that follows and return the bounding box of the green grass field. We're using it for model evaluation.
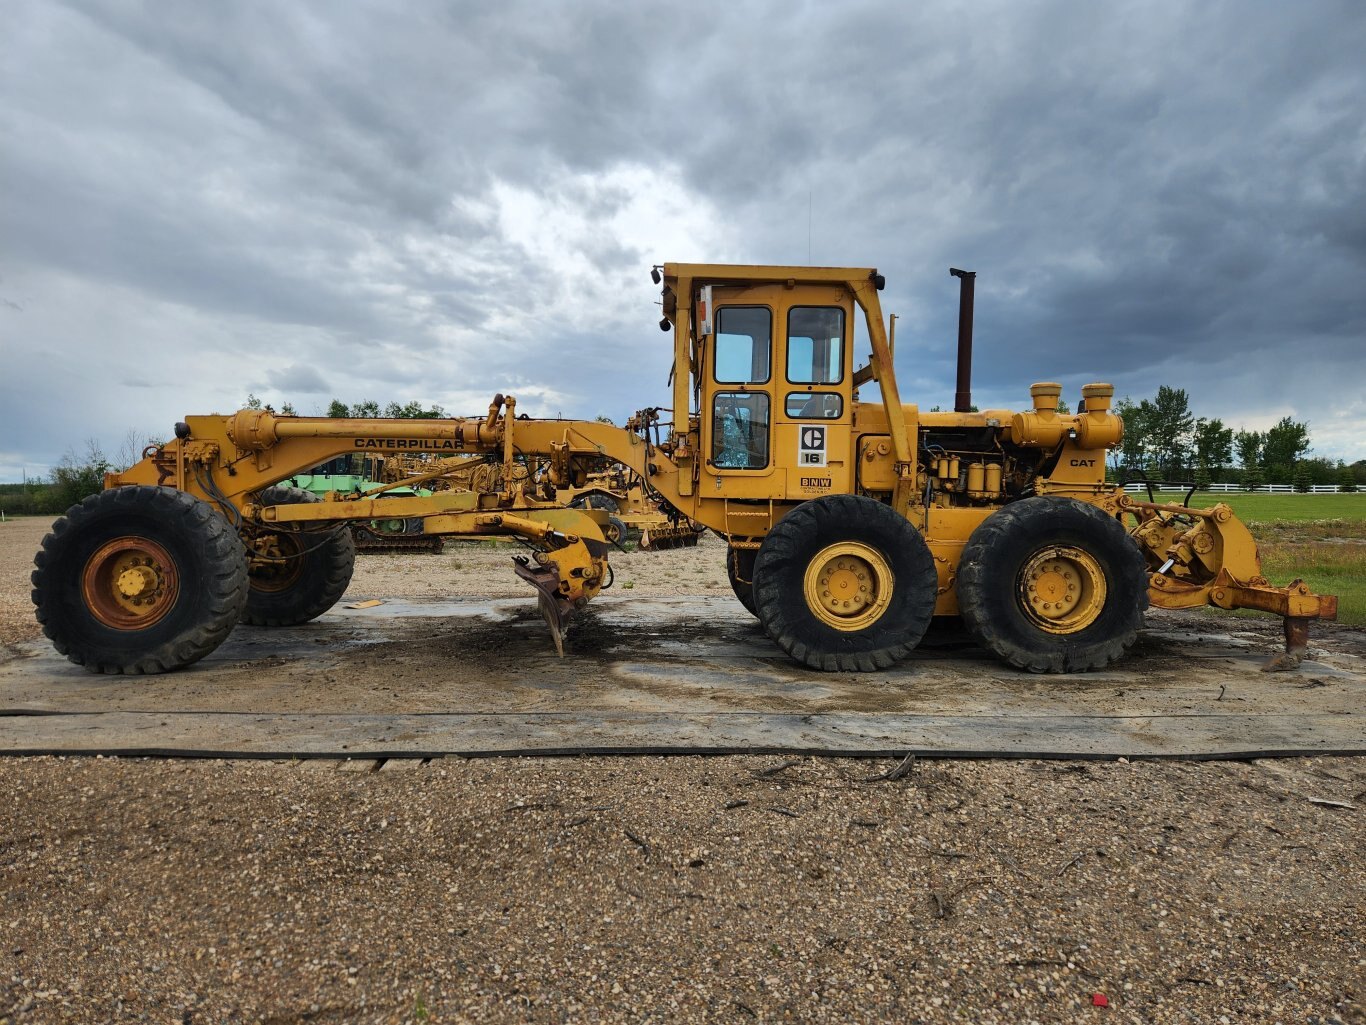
[1154,491,1366,627]
[1151,490,1366,524]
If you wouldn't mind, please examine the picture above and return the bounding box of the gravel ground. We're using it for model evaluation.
[2,516,1363,1024]
[0,521,48,650]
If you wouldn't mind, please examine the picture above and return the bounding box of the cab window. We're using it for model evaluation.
[785,392,843,419]
[786,307,844,384]
[714,307,771,384]
[712,392,770,469]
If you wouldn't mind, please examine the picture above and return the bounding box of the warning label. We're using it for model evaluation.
[798,426,827,467]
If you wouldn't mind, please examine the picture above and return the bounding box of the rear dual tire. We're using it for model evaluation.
[242,487,355,627]
[957,497,1148,673]
[604,515,629,546]
[568,492,621,514]
[727,544,759,617]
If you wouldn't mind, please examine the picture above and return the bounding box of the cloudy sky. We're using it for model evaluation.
[3,0,1364,480]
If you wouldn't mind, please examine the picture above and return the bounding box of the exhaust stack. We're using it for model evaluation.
[950,267,976,413]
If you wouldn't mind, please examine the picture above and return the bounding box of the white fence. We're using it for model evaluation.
[1120,483,1357,494]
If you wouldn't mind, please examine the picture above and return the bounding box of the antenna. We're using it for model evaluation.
[807,191,812,264]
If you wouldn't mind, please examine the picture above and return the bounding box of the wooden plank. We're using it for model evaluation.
[0,709,1360,760]
[337,758,380,773]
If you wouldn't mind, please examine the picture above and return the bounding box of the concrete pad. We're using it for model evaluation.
[378,757,422,772]
[0,596,1362,760]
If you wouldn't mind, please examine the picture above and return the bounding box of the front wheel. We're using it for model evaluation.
[31,486,249,674]
[242,487,355,627]
[956,497,1149,673]
[752,495,938,672]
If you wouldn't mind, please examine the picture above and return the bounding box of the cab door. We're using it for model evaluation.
[700,285,854,501]
[702,291,779,496]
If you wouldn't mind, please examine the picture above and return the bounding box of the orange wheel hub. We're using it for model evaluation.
[81,536,180,630]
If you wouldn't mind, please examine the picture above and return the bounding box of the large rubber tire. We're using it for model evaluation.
[31,486,248,674]
[752,495,938,672]
[242,487,355,627]
[603,515,629,545]
[569,491,621,514]
[956,497,1149,673]
[726,545,759,617]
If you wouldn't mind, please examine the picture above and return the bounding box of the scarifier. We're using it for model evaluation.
[32,263,1336,675]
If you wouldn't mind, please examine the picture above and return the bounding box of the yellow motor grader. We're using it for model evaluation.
[32,263,1335,674]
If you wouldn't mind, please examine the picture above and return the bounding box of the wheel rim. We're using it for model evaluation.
[1017,545,1107,634]
[81,536,180,630]
[248,532,306,593]
[802,542,894,632]
[605,521,624,543]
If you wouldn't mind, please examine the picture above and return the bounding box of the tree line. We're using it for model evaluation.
[240,394,449,420]
[1112,386,1361,490]
[0,430,165,517]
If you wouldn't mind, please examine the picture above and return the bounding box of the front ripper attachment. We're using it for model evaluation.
[1126,498,1338,671]
[512,555,574,657]
[483,510,609,657]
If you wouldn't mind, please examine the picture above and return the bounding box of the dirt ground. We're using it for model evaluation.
[1,516,1363,1024]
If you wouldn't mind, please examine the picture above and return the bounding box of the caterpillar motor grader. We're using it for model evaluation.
[32,263,1335,675]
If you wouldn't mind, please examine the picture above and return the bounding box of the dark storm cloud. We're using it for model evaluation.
[2,0,1364,479]
[646,1,1366,420]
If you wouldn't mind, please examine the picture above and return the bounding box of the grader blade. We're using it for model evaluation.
[511,555,573,657]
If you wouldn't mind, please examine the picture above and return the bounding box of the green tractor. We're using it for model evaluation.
[287,455,443,554]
